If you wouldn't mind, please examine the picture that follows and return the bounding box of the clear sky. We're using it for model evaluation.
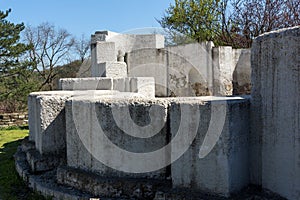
[1,0,174,38]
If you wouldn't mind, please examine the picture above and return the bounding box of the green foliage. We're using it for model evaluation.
[0,9,39,112]
[160,0,300,47]
[0,129,49,199]
[0,124,28,131]
[159,0,222,44]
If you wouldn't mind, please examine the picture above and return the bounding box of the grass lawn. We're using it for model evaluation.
[0,126,48,200]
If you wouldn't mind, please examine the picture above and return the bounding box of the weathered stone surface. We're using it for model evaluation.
[15,143,286,200]
[59,77,155,98]
[26,148,63,172]
[57,166,171,199]
[170,96,250,196]
[28,91,74,155]
[90,31,252,97]
[14,147,93,200]
[66,97,169,179]
[93,42,116,62]
[96,62,127,78]
[127,48,168,97]
[28,91,122,156]
[59,77,113,90]
[251,26,300,200]
[232,49,251,95]
[126,42,217,97]
[212,46,233,96]
[130,77,155,98]
[167,42,214,97]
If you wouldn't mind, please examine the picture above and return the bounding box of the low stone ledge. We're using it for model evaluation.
[57,165,172,199]
[59,77,113,91]
[14,143,95,200]
[59,77,155,98]
[26,148,64,173]
[15,138,286,200]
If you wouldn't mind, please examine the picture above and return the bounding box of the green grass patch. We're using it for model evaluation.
[0,128,48,200]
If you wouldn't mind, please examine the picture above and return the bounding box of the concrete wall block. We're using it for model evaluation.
[91,41,116,77]
[66,97,169,179]
[170,97,250,196]
[105,33,165,55]
[127,48,168,97]
[130,77,155,98]
[96,42,116,63]
[96,62,127,78]
[28,91,74,155]
[232,49,251,95]
[113,78,127,92]
[251,26,300,200]
[36,95,69,155]
[59,77,113,90]
[167,42,214,97]
[28,95,37,141]
[212,46,233,96]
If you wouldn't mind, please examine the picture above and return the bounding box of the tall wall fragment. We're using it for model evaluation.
[251,26,300,200]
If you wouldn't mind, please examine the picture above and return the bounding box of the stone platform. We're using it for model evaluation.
[18,92,252,199]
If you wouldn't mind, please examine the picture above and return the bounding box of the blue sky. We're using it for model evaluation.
[1,0,174,38]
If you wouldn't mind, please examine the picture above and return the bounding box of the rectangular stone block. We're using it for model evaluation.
[212,46,233,96]
[96,62,127,78]
[59,77,155,98]
[105,32,165,52]
[127,48,168,96]
[91,41,116,76]
[170,97,250,196]
[59,77,113,90]
[95,42,116,63]
[232,49,251,95]
[66,97,169,179]
[113,78,128,92]
[130,77,155,98]
[28,91,74,155]
[167,42,214,97]
[28,95,37,141]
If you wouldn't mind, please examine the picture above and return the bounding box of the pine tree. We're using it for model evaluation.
[0,9,37,112]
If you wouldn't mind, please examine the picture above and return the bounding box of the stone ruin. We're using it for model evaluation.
[14,27,299,200]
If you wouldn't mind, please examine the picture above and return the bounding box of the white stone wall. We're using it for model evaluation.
[170,97,250,196]
[251,26,300,200]
[124,37,251,97]
[126,48,168,96]
[167,42,214,97]
[65,96,169,179]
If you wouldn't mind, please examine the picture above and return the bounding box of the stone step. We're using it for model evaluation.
[57,166,172,200]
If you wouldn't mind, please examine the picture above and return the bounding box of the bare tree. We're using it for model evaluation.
[24,22,74,90]
[74,34,90,63]
[231,0,300,47]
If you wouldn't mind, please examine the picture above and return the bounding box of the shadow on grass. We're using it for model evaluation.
[0,139,48,200]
